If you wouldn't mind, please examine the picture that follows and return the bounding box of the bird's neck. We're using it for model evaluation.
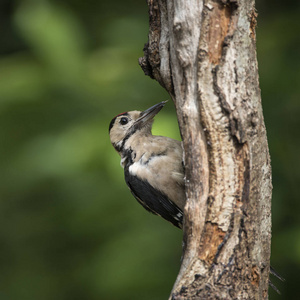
[119,131,153,168]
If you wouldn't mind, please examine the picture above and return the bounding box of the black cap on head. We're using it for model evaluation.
[109,112,128,133]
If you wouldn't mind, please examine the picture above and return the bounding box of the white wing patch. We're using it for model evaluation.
[129,161,148,176]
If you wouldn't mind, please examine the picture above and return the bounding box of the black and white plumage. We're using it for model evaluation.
[109,101,185,228]
[109,101,284,292]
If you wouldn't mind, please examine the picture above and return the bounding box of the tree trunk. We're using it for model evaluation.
[139,0,272,299]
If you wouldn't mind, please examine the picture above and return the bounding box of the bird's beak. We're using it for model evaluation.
[135,101,167,126]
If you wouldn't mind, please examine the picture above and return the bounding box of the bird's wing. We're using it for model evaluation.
[124,168,183,228]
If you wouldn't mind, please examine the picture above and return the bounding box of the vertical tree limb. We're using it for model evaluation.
[139,0,272,299]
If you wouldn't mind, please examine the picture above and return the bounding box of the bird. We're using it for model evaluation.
[109,101,284,291]
[109,101,185,228]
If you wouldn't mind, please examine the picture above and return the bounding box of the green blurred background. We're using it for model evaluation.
[0,0,299,299]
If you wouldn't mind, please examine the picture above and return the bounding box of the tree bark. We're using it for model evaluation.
[139,0,272,299]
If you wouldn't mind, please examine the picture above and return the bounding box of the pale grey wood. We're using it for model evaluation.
[139,0,271,299]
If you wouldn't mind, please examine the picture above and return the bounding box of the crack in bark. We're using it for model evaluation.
[207,1,231,65]
[206,0,238,65]
[198,222,226,265]
[212,211,235,264]
[212,66,248,144]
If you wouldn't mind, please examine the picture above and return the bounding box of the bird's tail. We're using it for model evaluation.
[269,266,285,294]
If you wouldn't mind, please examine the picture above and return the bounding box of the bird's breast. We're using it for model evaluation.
[127,151,186,210]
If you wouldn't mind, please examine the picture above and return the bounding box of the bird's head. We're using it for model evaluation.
[109,101,167,151]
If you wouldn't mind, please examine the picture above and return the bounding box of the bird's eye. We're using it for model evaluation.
[120,117,129,125]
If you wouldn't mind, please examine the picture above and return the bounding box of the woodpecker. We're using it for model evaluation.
[108,101,284,291]
[109,101,185,228]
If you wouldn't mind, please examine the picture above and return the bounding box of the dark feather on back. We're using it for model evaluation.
[124,167,183,228]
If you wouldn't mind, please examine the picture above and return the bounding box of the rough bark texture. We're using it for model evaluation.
[139,0,272,299]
